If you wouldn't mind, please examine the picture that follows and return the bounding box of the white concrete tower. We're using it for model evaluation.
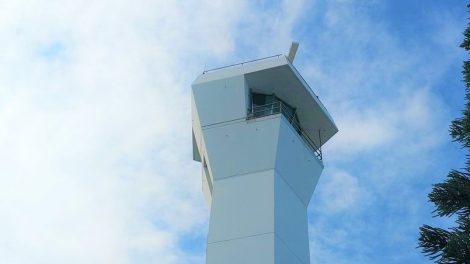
[191,49,338,264]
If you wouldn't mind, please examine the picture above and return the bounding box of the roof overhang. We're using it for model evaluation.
[193,55,338,147]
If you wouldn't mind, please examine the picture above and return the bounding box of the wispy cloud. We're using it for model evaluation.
[316,170,364,213]
[0,0,465,263]
[300,1,466,263]
[0,0,308,263]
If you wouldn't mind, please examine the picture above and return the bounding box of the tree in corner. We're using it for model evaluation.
[418,5,470,264]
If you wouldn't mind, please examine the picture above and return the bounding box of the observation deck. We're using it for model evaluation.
[193,54,338,160]
[247,100,323,160]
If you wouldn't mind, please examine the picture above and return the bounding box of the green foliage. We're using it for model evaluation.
[461,5,470,52]
[418,171,470,263]
[418,4,470,264]
[429,171,470,218]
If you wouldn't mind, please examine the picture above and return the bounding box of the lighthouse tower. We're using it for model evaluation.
[191,45,338,264]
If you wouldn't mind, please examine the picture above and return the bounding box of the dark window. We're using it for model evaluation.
[252,93,266,106]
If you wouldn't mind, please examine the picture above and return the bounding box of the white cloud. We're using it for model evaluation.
[0,1,308,264]
[298,1,456,159]
[303,1,464,262]
[324,88,445,157]
[316,170,363,213]
[1,0,461,263]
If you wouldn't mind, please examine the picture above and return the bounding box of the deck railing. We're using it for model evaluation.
[247,101,322,160]
[202,55,283,74]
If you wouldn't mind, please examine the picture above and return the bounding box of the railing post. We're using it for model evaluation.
[318,130,322,160]
[246,101,323,162]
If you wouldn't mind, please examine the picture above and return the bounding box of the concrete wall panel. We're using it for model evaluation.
[192,75,247,127]
[208,169,275,243]
[206,233,275,264]
[275,235,305,264]
[203,116,281,180]
[274,172,310,264]
[275,117,323,205]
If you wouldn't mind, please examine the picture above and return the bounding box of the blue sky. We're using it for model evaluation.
[0,0,467,263]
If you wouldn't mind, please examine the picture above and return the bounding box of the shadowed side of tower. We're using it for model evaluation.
[192,54,337,264]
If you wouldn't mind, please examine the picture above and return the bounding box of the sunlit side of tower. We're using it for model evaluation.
[191,46,338,264]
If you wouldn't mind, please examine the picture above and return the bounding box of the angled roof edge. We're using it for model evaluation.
[285,61,338,133]
[193,55,288,85]
[192,55,338,145]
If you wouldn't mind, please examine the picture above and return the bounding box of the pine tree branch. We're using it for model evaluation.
[429,171,470,217]
[419,225,450,260]
[419,224,470,264]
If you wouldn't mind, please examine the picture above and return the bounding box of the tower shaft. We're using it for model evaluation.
[191,55,337,264]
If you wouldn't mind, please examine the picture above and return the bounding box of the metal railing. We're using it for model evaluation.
[202,54,283,74]
[202,55,320,100]
[247,101,322,160]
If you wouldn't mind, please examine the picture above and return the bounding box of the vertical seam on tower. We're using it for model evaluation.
[274,232,309,264]
[275,169,309,207]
